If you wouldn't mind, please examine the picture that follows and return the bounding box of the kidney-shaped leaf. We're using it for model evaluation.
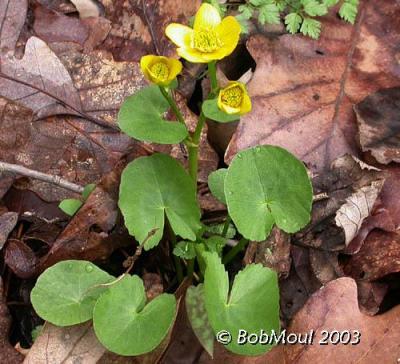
[93,275,176,356]
[225,145,313,241]
[31,260,114,326]
[119,153,201,250]
[208,168,227,204]
[204,252,280,356]
[118,85,188,144]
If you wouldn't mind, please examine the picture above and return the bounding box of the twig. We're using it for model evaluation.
[313,192,329,201]
[0,161,84,194]
[83,228,159,294]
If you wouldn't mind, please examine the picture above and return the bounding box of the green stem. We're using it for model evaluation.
[222,215,231,237]
[188,61,218,186]
[169,227,184,283]
[208,61,218,95]
[187,259,194,279]
[159,86,186,126]
[222,238,249,265]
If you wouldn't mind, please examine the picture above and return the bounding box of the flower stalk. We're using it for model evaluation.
[159,86,186,127]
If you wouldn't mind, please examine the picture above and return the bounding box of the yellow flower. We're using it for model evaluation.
[218,82,251,115]
[140,55,182,86]
[165,3,241,63]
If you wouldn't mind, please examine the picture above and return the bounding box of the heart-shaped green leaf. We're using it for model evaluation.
[119,153,201,250]
[225,145,312,241]
[118,85,188,144]
[208,168,227,204]
[93,275,176,356]
[186,284,214,358]
[31,260,114,326]
[202,99,240,123]
[204,253,280,356]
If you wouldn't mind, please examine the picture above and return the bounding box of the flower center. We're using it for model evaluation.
[221,86,243,108]
[150,62,169,81]
[192,29,221,53]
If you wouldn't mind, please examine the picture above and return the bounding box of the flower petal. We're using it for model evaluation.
[193,3,221,31]
[240,93,252,114]
[217,16,241,57]
[177,47,209,63]
[222,103,241,115]
[165,24,193,48]
[140,55,157,82]
[166,58,183,80]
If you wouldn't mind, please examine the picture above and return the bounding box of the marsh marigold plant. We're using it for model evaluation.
[31,2,314,360]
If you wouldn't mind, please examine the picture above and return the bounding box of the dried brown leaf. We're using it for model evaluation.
[0,278,25,364]
[343,231,400,281]
[226,1,400,172]
[23,322,106,364]
[244,227,291,278]
[0,0,82,120]
[3,161,133,278]
[296,155,385,252]
[0,212,18,249]
[0,97,127,202]
[355,87,400,164]
[100,0,201,61]
[33,5,90,47]
[335,180,384,246]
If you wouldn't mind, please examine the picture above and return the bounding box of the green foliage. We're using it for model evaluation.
[203,235,227,255]
[224,146,313,241]
[118,85,188,144]
[58,199,83,216]
[119,153,201,250]
[185,284,214,357]
[82,183,96,200]
[202,99,240,123]
[93,275,176,356]
[339,0,359,24]
[237,0,359,38]
[31,261,113,326]
[203,252,280,355]
[208,168,228,204]
[285,12,302,34]
[59,183,96,216]
[300,17,321,39]
[173,241,196,259]
[258,2,280,25]
[205,222,236,239]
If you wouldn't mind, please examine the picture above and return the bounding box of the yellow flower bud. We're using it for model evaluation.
[140,55,182,86]
[217,82,252,115]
